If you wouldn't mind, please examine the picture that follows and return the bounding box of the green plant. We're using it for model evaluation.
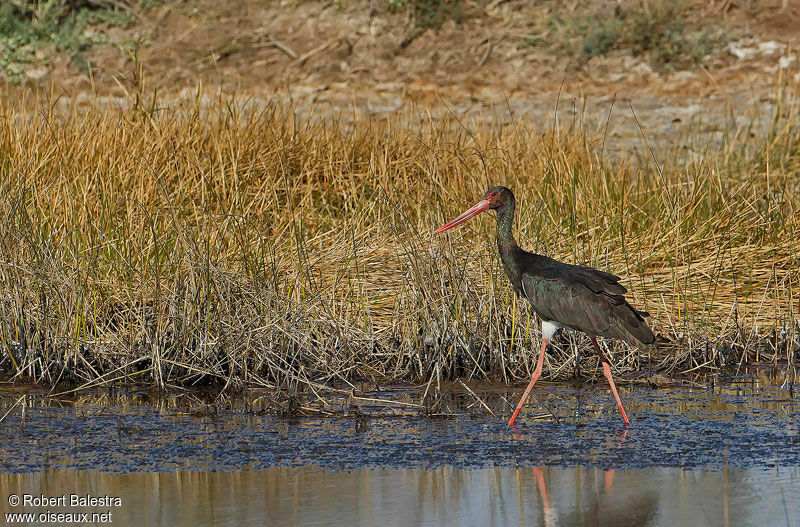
[624,1,715,68]
[580,14,623,58]
[0,0,135,83]
[389,0,465,31]
[531,1,722,71]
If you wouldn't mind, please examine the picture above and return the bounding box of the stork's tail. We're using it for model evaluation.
[614,304,657,350]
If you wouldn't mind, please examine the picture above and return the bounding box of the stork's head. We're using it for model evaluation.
[434,186,513,234]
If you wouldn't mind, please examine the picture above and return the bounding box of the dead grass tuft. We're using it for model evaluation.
[0,88,798,394]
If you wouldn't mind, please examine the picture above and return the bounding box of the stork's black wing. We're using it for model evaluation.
[519,254,655,349]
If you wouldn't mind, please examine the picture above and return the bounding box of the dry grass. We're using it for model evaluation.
[0,88,798,395]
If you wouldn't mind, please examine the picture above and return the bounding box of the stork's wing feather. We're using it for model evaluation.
[525,254,628,295]
[520,260,655,349]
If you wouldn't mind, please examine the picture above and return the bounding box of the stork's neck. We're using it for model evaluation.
[495,196,517,252]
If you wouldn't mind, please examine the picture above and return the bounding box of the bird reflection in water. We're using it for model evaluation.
[526,465,658,527]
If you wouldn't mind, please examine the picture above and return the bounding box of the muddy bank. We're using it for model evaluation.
[1,377,798,472]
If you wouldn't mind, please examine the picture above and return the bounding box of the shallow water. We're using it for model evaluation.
[1,466,798,526]
[1,376,798,472]
[1,375,799,525]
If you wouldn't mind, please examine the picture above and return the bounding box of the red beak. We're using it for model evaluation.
[434,199,491,234]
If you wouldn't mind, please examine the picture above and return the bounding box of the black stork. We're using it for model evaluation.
[435,186,655,425]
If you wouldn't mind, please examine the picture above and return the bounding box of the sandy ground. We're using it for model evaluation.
[19,1,799,108]
[4,0,788,161]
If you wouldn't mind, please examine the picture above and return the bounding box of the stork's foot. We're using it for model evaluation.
[507,368,542,426]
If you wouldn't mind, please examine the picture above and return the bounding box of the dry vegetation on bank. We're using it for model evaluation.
[0,89,798,395]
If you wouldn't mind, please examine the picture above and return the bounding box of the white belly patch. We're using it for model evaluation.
[541,320,562,340]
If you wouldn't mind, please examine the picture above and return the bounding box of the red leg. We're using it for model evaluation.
[591,337,630,425]
[508,338,548,426]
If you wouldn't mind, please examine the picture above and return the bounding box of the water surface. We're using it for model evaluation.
[1,377,798,471]
[1,375,798,526]
[1,466,798,526]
